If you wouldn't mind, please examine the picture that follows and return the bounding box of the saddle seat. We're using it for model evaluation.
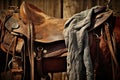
[18,2,67,43]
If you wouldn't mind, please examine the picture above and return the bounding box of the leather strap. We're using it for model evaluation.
[104,23,118,67]
[4,36,17,72]
[104,23,118,80]
[27,22,34,80]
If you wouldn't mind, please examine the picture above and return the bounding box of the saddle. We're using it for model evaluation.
[1,2,113,58]
[16,2,67,43]
[0,2,114,80]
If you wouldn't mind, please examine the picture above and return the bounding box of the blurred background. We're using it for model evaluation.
[0,0,120,18]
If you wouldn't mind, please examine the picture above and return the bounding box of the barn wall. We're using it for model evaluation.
[0,0,120,17]
[24,0,62,18]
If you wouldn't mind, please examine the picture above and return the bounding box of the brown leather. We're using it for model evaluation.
[35,41,67,58]
[94,10,113,28]
[2,1,112,56]
[89,10,113,31]
[19,2,47,25]
[15,2,67,43]
[0,29,24,54]
[6,2,112,43]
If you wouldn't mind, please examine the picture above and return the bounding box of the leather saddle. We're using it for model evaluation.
[15,2,67,43]
[2,2,113,57]
[5,2,113,42]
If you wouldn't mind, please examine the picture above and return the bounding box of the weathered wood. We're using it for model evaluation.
[3,0,9,9]
[44,0,62,18]
[9,0,18,7]
[25,0,62,18]
[0,0,4,10]
[111,0,120,16]
[63,0,84,18]
[1,0,120,16]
